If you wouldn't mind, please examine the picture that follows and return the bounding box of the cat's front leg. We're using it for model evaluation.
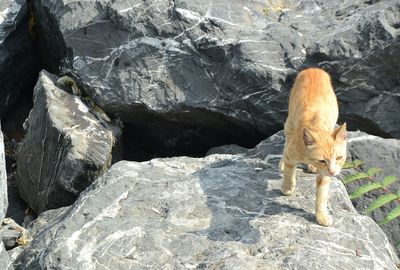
[307,164,318,173]
[315,174,333,226]
[281,160,297,195]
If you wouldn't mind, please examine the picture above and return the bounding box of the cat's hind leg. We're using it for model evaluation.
[315,174,333,226]
[279,157,285,172]
[279,140,288,172]
[281,159,297,195]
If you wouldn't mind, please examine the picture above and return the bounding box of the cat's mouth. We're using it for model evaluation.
[321,169,340,177]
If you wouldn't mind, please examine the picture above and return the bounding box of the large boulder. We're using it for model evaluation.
[210,130,400,255]
[13,153,399,269]
[0,0,41,118]
[346,131,400,255]
[30,0,400,142]
[299,2,400,138]
[15,70,122,214]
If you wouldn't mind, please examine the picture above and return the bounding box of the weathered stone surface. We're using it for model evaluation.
[31,0,400,139]
[208,130,285,161]
[0,218,29,251]
[15,70,122,214]
[4,208,68,263]
[0,241,12,270]
[211,130,400,255]
[301,2,400,138]
[0,0,41,118]
[0,123,11,269]
[13,152,399,269]
[346,132,400,255]
[0,123,7,221]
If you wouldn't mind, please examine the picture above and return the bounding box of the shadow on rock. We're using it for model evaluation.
[192,158,314,244]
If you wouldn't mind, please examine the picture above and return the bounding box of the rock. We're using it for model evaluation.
[346,131,400,255]
[208,130,291,166]
[32,0,297,132]
[4,132,31,226]
[30,0,400,144]
[0,242,13,270]
[211,130,400,255]
[300,1,400,138]
[0,218,29,251]
[13,152,399,269]
[0,123,7,221]
[26,207,68,237]
[3,208,68,263]
[0,123,12,269]
[0,0,41,118]
[15,70,122,214]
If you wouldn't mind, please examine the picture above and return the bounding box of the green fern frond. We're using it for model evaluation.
[342,159,400,226]
[343,162,354,169]
[379,205,400,225]
[343,172,369,185]
[350,182,382,199]
[367,167,382,177]
[382,175,397,188]
[363,194,398,214]
[343,159,363,169]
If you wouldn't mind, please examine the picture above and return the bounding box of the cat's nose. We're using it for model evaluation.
[328,168,337,176]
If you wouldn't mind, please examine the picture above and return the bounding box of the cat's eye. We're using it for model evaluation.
[318,160,326,164]
[336,156,343,161]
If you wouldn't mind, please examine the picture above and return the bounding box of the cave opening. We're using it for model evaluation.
[121,108,267,162]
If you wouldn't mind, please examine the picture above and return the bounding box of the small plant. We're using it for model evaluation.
[342,159,400,226]
[343,159,400,252]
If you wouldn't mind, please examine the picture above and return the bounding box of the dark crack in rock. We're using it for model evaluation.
[0,0,41,118]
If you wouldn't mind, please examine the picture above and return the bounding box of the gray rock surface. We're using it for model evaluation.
[15,70,122,214]
[0,242,13,270]
[208,130,285,161]
[301,2,400,138]
[13,153,399,269]
[0,0,40,118]
[210,131,400,255]
[0,122,7,221]
[0,218,29,251]
[31,0,400,139]
[346,131,400,255]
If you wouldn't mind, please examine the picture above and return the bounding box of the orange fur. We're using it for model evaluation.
[280,68,347,226]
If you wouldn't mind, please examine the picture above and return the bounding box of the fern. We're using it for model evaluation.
[342,160,400,226]
[363,194,398,214]
[379,206,400,225]
[350,182,382,199]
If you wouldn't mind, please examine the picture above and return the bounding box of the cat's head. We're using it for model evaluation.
[303,123,347,177]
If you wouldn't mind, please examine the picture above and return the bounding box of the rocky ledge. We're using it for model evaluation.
[10,135,400,269]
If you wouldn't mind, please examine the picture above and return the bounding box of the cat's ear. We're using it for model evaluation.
[303,128,316,147]
[333,123,347,141]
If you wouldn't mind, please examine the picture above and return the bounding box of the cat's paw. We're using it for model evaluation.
[316,212,333,227]
[281,185,295,196]
[307,164,318,174]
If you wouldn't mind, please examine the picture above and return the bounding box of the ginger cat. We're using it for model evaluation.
[280,68,347,226]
